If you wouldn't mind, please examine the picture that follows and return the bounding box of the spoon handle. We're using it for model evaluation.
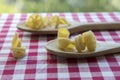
[70,22,120,33]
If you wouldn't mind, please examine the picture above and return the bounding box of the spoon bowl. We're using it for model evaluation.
[46,39,120,58]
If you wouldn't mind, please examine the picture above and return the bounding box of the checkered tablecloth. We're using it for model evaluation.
[0,12,120,80]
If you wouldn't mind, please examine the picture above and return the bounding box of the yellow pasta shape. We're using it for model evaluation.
[82,30,96,51]
[26,14,45,29]
[17,39,22,47]
[57,28,96,52]
[50,15,60,28]
[59,17,70,26]
[12,32,19,48]
[57,38,74,49]
[56,27,97,52]
[43,16,51,27]
[64,44,75,52]
[26,14,70,29]
[11,32,26,59]
[75,35,86,52]
[12,47,26,59]
[57,28,75,52]
[57,28,70,38]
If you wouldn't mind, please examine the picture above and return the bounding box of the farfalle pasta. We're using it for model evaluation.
[57,28,75,52]
[11,32,26,59]
[74,35,85,52]
[82,30,96,51]
[57,28,96,52]
[26,14,70,30]
[26,14,45,30]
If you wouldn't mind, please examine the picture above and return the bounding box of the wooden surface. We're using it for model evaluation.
[17,21,120,34]
[46,39,120,58]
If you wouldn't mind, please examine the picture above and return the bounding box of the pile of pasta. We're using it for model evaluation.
[26,14,70,30]
[57,28,96,52]
[11,32,26,59]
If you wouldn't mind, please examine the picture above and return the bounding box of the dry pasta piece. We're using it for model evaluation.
[50,15,60,28]
[74,35,86,52]
[12,47,26,59]
[17,39,22,47]
[59,17,70,26]
[57,38,74,49]
[48,15,70,28]
[43,16,51,27]
[26,14,45,29]
[64,44,75,52]
[26,14,70,29]
[12,32,19,48]
[57,28,70,38]
[57,28,96,52]
[57,27,74,51]
[11,32,26,59]
[82,30,96,51]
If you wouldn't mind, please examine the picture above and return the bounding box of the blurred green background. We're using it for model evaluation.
[0,0,120,13]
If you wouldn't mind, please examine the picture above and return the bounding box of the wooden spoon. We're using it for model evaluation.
[46,39,120,58]
[17,21,120,34]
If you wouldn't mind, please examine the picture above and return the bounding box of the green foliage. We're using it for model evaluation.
[0,0,119,13]
[0,0,16,13]
[21,0,119,12]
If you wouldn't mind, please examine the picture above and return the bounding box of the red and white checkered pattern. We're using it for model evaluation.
[0,12,120,80]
